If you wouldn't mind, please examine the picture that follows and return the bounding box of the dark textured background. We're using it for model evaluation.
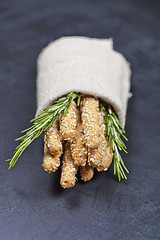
[0,0,160,239]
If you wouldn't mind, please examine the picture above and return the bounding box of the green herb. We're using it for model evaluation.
[8,92,79,169]
[77,94,81,107]
[100,103,129,181]
[8,92,129,182]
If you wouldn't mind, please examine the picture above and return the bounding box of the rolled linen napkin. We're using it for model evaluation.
[36,36,131,128]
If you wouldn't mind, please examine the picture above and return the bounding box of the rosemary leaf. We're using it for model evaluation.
[100,103,129,181]
[8,92,80,169]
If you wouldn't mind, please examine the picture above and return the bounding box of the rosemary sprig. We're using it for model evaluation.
[100,103,129,181]
[8,92,129,182]
[8,92,79,169]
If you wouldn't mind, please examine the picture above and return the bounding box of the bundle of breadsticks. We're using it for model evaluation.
[43,96,113,188]
[8,36,131,189]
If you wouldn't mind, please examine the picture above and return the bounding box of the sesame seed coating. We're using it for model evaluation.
[88,135,106,167]
[80,164,94,182]
[42,95,114,187]
[87,110,113,169]
[42,143,60,173]
[96,142,113,171]
[96,111,113,171]
[60,142,78,189]
[87,111,106,167]
[80,96,101,148]
[71,124,87,167]
[60,101,78,141]
[70,108,87,167]
[45,118,63,157]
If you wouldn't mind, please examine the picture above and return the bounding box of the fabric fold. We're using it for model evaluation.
[36,36,131,127]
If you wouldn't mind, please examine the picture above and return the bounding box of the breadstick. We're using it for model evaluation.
[80,96,101,148]
[70,108,87,167]
[80,164,94,182]
[60,101,78,141]
[87,111,105,167]
[71,124,87,167]
[96,111,113,171]
[88,135,106,167]
[45,118,62,157]
[42,142,60,173]
[96,142,113,171]
[60,142,78,189]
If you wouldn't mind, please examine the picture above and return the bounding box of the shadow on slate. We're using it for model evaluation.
[0,0,160,240]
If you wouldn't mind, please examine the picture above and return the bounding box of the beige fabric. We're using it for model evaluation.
[36,36,131,128]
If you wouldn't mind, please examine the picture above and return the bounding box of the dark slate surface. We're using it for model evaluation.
[0,0,160,239]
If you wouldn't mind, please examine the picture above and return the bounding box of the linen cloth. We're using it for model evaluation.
[36,36,131,127]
